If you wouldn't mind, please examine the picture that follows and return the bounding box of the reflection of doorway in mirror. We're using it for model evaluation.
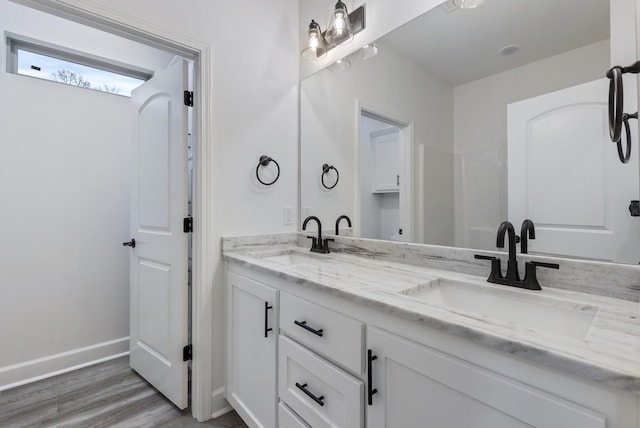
[359,110,411,241]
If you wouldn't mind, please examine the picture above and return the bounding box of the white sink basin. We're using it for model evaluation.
[261,251,322,266]
[400,278,597,339]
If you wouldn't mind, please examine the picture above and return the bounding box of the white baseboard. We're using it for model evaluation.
[0,337,129,391]
[210,386,232,419]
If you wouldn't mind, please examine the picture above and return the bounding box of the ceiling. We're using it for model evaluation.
[380,0,610,86]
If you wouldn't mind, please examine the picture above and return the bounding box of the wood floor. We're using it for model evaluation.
[0,356,248,427]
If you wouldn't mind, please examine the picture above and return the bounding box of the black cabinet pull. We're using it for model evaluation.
[294,320,323,337]
[264,302,273,338]
[367,349,378,405]
[295,382,325,406]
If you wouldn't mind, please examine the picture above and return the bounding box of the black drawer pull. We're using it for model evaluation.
[367,349,378,405]
[264,302,273,338]
[295,382,325,406]
[294,320,324,337]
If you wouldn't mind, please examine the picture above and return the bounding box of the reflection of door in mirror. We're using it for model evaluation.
[508,78,640,263]
[359,111,411,241]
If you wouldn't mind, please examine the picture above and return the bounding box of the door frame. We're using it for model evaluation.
[9,0,214,421]
[356,101,415,242]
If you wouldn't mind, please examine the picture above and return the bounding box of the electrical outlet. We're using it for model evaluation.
[283,207,293,225]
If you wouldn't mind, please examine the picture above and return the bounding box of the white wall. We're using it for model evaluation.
[453,40,610,249]
[0,0,177,389]
[301,40,454,244]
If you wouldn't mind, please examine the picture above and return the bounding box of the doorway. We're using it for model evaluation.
[358,108,413,241]
[1,0,207,419]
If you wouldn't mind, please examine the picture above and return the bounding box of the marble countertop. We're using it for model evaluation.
[223,240,640,393]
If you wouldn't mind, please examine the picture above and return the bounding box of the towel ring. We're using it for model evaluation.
[619,112,638,164]
[607,61,640,163]
[321,164,339,189]
[607,66,624,143]
[256,155,280,186]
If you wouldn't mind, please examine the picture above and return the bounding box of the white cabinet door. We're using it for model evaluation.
[227,271,278,428]
[371,128,400,193]
[367,327,605,428]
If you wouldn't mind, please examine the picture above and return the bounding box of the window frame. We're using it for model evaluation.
[5,31,153,93]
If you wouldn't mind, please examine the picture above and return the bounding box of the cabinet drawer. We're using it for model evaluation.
[279,335,364,428]
[278,402,310,428]
[280,292,364,374]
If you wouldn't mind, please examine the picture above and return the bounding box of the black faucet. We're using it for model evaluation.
[520,219,535,254]
[302,216,333,253]
[335,215,352,235]
[496,221,519,281]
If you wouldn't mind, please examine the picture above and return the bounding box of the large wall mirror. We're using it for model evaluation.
[300,0,640,264]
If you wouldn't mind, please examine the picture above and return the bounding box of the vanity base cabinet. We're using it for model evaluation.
[226,263,639,428]
[226,271,278,428]
[366,327,607,428]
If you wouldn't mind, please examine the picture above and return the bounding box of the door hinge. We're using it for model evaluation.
[183,216,193,233]
[184,90,194,107]
[183,344,192,361]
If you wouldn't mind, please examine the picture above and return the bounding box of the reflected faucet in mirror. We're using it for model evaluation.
[520,219,535,254]
[335,215,352,235]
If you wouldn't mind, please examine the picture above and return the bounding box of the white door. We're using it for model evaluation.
[508,78,640,262]
[128,59,190,409]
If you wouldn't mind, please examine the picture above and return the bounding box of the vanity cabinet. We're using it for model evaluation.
[367,327,606,428]
[226,263,639,428]
[226,271,278,428]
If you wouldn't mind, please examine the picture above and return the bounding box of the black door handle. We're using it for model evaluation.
[122,239,136,248]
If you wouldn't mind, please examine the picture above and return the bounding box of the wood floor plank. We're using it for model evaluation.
[0,356,248,427]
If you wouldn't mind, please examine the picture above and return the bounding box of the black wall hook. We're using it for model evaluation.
[256,155,280,186]
[321,164,339,189]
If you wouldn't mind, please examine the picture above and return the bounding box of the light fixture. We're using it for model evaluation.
[453,0,485,9]
[301,20,327,61]
[352,43,379,60]
[328,58,351,73]
[499,44,519,56]
[301,3,366,61]
[325,1,354,47]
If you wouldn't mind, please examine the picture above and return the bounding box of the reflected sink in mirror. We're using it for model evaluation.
[400,278,598,339]
[260,251,323,266]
